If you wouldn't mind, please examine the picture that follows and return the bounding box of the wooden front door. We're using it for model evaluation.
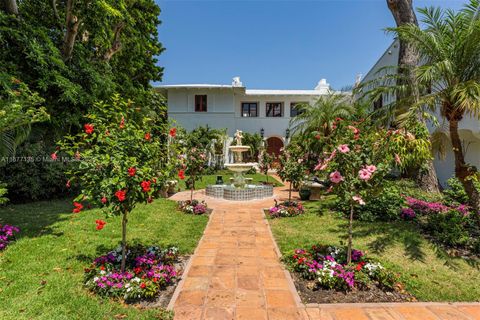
[266,137,284,159]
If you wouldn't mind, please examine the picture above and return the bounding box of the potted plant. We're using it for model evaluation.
[299,180,312,200]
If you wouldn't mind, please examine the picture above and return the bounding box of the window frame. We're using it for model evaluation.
[241,102,258,117]
[195,95,207,112]
[265,102,283,117]
[290,102,307,117]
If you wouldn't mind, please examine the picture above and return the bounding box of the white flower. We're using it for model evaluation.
[100,270,106,275]
[93,277,99,282]
[133,277,141,283]
[127,288,132,292]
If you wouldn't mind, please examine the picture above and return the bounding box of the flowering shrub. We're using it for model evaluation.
[268,200,305,218]
[0,224,20,250]
[177,199,208,215]
[404,196,471,217]
[178,148,207,201]
[286,245,398,291]
[59,96,180,272]
[84,245,178,301]
[315,119,397,263]
[400,208,416,220]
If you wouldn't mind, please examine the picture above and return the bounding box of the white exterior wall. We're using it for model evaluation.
[361,40,480,185]
[160,86,326,139]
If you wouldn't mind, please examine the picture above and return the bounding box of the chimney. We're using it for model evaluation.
[355,74,362,86]
[232,76,243,87]
[314,78,330,92]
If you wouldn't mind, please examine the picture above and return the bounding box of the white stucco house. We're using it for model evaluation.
[156,77,337,157]
[361,40,480,185]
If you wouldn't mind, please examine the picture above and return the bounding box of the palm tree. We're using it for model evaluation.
[378,1,480,212]
[289,93,354,138]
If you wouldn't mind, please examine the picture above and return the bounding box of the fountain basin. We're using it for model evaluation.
[228,145,251,153]
[206,184,273,201]
[224,163,257,172]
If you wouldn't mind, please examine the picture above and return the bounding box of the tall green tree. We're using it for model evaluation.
[0,0,164,134]
[383,1,480,212]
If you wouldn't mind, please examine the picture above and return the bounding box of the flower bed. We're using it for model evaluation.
[84,245,179,302]
[177,199,209,215]
[0,224,20,251]
[285,244,413,303]
[401,197,479,254]
[268,200,305,218]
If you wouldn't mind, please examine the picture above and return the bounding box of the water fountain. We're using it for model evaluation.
[205,130,273,201]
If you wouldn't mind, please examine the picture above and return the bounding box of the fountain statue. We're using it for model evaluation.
[225,130,256,188]
[205,129,273,200]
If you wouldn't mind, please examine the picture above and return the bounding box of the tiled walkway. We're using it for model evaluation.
[169,186,304,320]
[168,184,480,320]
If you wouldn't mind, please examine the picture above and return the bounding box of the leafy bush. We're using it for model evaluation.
[0,183,7,204]
[84,245,178,301]
[424,210,471,247]
[0,141,70,202]
[443,177,480,206]
[334,183,405,222]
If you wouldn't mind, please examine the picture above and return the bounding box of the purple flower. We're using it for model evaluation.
[401,207,416,219]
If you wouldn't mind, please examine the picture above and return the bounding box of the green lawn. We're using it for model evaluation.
[179,170,282,190]
[0,199,208,320]
[269,198,480,302]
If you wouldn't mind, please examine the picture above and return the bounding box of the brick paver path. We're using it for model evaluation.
[168,183,480,320]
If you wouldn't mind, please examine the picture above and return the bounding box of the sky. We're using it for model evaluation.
[155,0,465,90]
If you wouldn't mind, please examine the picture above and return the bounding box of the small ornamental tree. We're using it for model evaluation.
[277,150,307,201]
[179,147,207,201]
[258,149,274,184]
[315,119,395,264]
[59,95,178,272]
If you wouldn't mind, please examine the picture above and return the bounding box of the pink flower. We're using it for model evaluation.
[337,144,350,153]
[365,165,377,173]
[352,195,366,205]
[51,153,58,160]
[358,169,372,181]
[329,171,344,184]
[314,161,328,171]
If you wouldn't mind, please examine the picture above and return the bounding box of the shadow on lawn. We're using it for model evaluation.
[330,219,479,270]
[0,199,71,239]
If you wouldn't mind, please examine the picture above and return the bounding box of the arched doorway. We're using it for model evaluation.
[266,137,284,159]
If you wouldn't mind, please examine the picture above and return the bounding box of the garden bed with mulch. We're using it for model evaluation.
[291,272,415,304]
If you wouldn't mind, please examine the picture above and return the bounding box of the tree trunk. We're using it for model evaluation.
[347,202,354,264]
[2,0,18,15]
[449,119,480,213]
[62,0,80,61]
[190,179,194,201]
[387,0,440,193]
[120,210,128,273]
[288,181,292,201]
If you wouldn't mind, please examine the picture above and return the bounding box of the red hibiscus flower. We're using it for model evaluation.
[120,116,125,129]
[169,127,177,137]
[95,219,106,230]
[51,153,58,160]
[140,283,146,289]
[115,190,127,202]
[141,180,151,192]
[72,202,83,213]
[101,197,107,204]
[128,167,136,177]
[84,124,94,134]
[178,169,185,180]
[144,132,151,141]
